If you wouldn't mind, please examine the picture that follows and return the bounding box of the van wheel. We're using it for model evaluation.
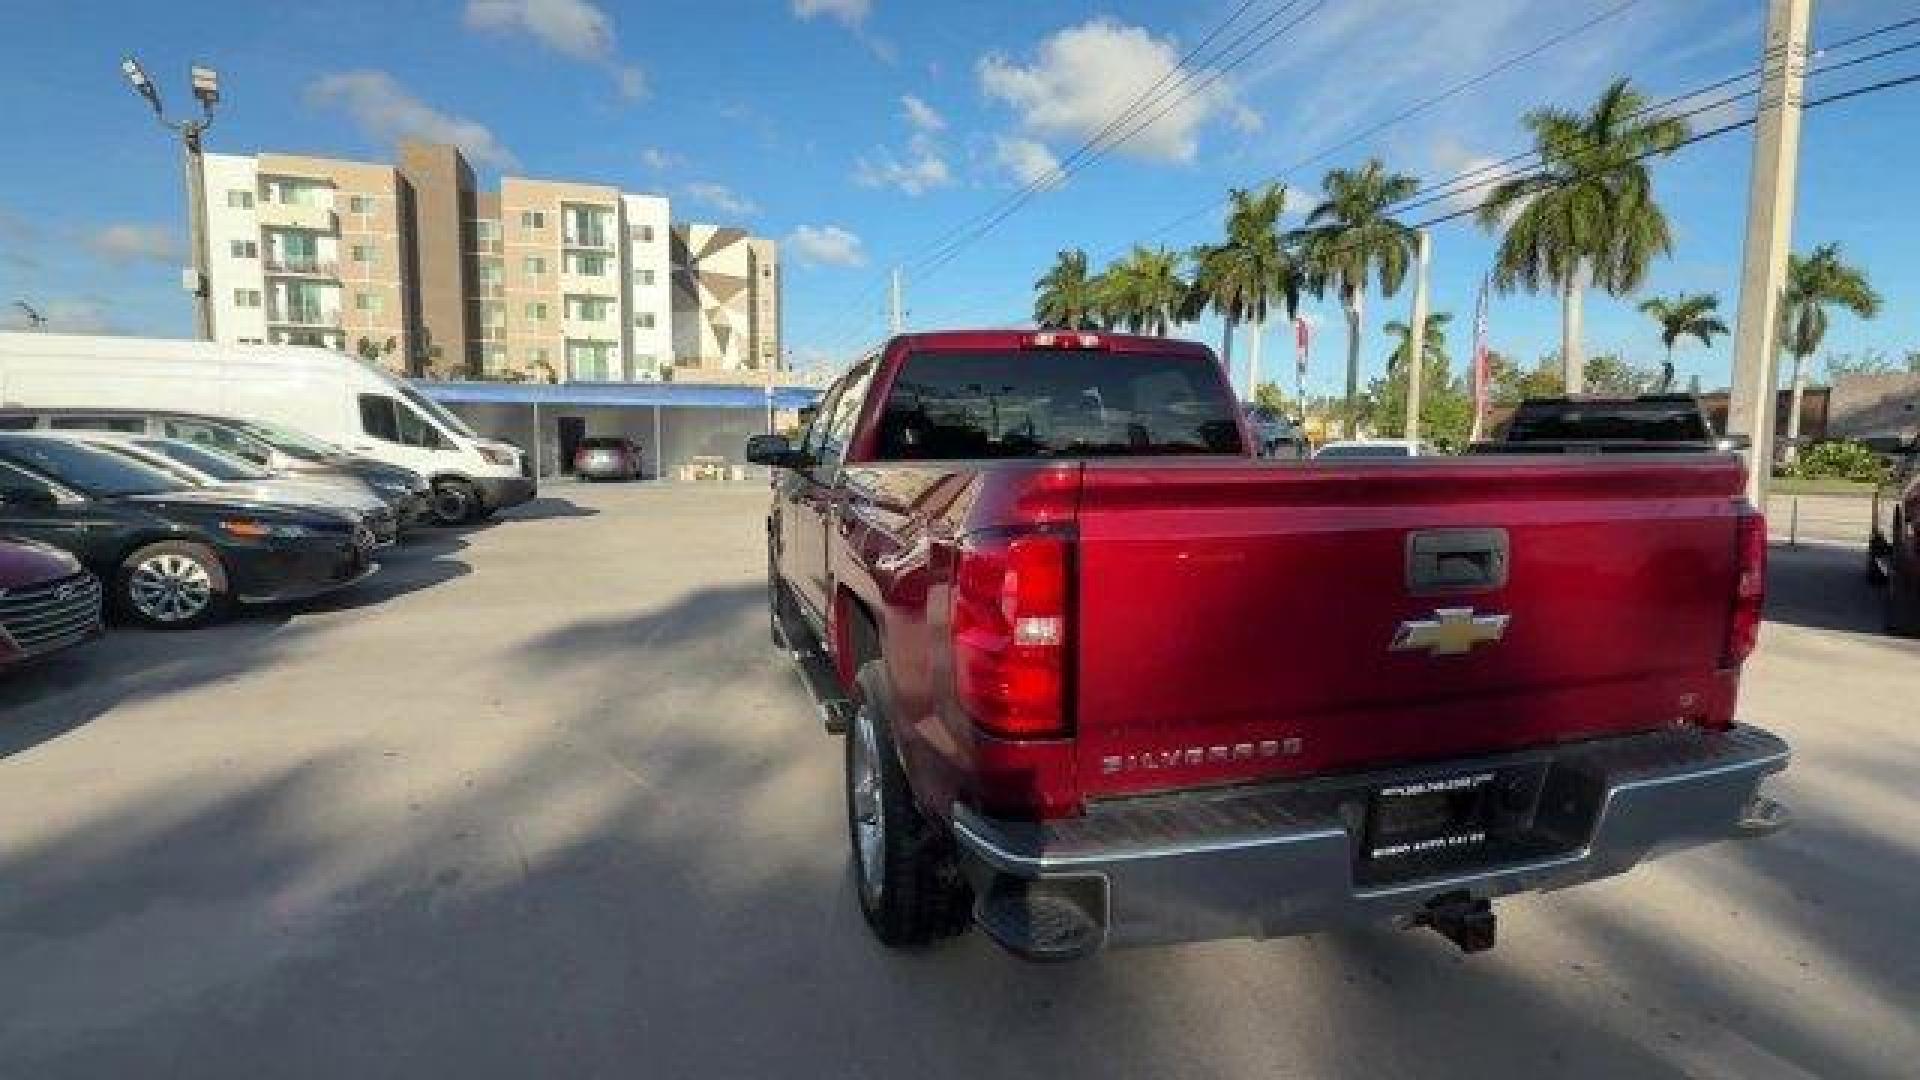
[118,541,229,630]
[429,479,480,526]
[847,662,971,949]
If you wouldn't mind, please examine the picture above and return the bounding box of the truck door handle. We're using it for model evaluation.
[1407,529,1509,593]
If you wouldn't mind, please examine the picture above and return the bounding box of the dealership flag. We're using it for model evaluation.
[1469,277,1491,443]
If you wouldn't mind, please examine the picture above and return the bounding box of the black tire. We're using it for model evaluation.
[847,662,971,949]
[117,540,229,630]
[429,479,481,526]
[1886,537,1920,637]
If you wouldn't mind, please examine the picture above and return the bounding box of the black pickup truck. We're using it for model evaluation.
[1471,394,1737,455]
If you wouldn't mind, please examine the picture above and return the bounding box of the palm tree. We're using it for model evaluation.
[1099,246,1189,336]
[1478,78,1689,393]
[1384,311,1452,373]
[1637,292,1728,391]
[1033,248,1102,330]
[1779,244,1880,458]
[1295,159,1419,435]
[1184,183,1302,397]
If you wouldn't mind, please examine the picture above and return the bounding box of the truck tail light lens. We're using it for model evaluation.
[1724,509,1766,667]
[953,531,1071,738]
[1026,332,1105,350]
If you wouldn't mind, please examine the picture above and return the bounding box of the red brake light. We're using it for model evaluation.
[953,531,1071,738]
[1026,332,1104,350]
[1724,510,1766,667]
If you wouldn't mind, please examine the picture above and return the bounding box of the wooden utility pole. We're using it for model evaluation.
[1726,0,1812,504]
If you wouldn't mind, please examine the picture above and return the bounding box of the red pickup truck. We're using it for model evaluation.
[748,330,1788,961]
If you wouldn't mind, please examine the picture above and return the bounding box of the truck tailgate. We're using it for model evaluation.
[1073,456,1747,800]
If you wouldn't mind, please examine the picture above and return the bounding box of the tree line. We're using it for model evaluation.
[1033,77,1883,447]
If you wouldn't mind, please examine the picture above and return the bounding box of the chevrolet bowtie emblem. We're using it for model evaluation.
[1391,607,1510,657]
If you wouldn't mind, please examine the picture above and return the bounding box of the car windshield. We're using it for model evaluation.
[395,381,476,439]
[234,419,342,462]
[139,438,272,482]
[0,437,181,497]
[873,350,1241,459]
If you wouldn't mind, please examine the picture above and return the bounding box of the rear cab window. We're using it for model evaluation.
[872,349,1242,460]
[1507,400,1712,442]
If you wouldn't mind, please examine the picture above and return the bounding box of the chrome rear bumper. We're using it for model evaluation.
[953,725,1789,959]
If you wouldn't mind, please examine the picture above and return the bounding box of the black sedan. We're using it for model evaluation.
[0,434,376,629]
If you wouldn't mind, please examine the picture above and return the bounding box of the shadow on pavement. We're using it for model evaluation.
[497,496,598,522]
[1763,541,1891,636]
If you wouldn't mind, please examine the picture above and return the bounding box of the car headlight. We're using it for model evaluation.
[220,519,313,540]
[477,445,516,467]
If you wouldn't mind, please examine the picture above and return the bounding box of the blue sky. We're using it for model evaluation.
[0,0,1914,397]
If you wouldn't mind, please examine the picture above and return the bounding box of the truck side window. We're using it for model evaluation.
[813,362,874,477]
[50,416,144,433]
[360,395,402,443]
[800,382,845,462]
[360,394,448,449]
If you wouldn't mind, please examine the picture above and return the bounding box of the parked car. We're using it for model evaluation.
[30,431,400,546]
[1472,394,1735,454]
[0,333,531,524]
[1243,404,1310,459]
[574,437,645,481]
[0,537,103,670]
[1868,435,1920,635]
[0,408,429,525]
[749,329,1785,961]
[0,434,376,629]
[1315,438,1434,459]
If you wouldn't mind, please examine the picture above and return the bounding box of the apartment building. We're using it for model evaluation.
[201,142,778,384]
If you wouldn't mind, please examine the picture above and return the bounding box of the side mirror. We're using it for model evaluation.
[0,486,56,510]
[1715,434,1751,452]
[746,433,808,469]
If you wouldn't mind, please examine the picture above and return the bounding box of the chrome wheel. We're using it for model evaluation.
[128,553,214,624]
[850,705,887,905]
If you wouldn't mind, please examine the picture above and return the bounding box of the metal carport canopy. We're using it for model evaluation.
[412,380,823,410]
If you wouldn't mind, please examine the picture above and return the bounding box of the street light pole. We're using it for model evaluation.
[1404,229,1432,442]
[121,57,220,341]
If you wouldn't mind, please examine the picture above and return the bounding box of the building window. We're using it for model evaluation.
[564,251,608,276]
[566,339,616,381]
[238,337,264,344]
[478,260,503,287]
[350,243,376,264]
[633,225,655,243]
[562,206,611,247]
[230,240,258,259]
[482,300,505,328]
[348,195,375,214]
[633,311,655,329]
[227,190,254,209]
[355,292,384,314]
[524,302,549,322]
[634,268,655,286]
[234,288,262,308]
[519,210,546,231]
[474,220,499,242]
[565,296,611,322]
[483,345,508,375]
[522,255,547,277]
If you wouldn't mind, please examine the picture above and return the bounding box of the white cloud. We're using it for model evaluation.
[464,0,647,100]
[993,136,1064,190]
[307,71,518,169]
[792,0,870,27]
[1,298,113,334]
[978,19,1250,164]
[640,147,683,172]
[84,223,182,266]
[787,225,866,268]
[902,94,945,132]
[683,181,759,218]
[1427,136,1506,214]
[853,96,953,195]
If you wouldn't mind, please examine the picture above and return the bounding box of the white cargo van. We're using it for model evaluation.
[0,333,532,522]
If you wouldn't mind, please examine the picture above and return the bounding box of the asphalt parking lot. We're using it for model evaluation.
[1,484,1915,1080]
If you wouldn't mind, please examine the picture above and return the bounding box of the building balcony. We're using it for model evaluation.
[262,258,338,278]
[561,231,614,250]
[266,305,343,329]
[561,316,617,339]
[558,271,617,296]
[257,202,337,232]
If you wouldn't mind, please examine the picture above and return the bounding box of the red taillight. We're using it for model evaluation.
[1026,331,1105,350]
[1724,509,1766,667]
[953,531,1071,738]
